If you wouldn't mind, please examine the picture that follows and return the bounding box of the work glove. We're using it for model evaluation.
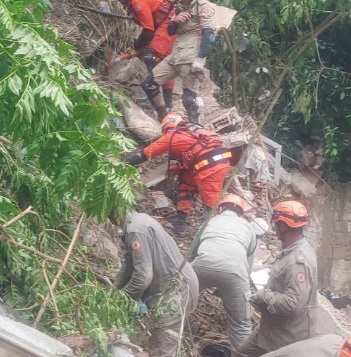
[123,150,146,166]
[191,57,206,77]
[125,46,138,56]
[139,302,148,315]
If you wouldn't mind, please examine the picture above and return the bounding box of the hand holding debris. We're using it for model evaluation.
[173,12,191,24]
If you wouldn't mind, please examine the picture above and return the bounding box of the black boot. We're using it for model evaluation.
[172,211,187,235]
[163,88,173,111]
[156,106,168,121]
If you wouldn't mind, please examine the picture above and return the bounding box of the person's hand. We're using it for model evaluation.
[168,163,180,177]
[125,47,137,56]
[139,303,148,315]
[173,12,191,24]
[250,290,267,310]
[191,57,205,75]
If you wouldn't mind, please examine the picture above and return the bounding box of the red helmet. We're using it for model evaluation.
[216,194,246,215]
[161,113,184,133]
[272,201,309,228]
[339,337,351,357]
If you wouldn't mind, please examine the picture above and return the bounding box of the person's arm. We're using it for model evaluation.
[134,29,155,50]
[251,261,312,316]
[121,232,153,300]
[130,0,155,50]
[143,133,172,158]
[114,252,133,289]
[167,12,191,35]
[192,3,216,72]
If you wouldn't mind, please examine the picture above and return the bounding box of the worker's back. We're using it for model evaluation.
[192,210,256,280]
[125,212,198,309]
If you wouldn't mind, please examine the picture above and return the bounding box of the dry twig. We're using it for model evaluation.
[34,214,85,328]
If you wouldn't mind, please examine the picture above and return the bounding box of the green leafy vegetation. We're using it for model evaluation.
[209,0,351,182]
[0,0,141,354]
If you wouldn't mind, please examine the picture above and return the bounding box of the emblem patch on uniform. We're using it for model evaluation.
[131,240,142,251]
[296,272,306,283]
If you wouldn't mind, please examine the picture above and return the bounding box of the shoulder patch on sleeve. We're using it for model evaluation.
[296,272,306,283]
[131,240,142,251]
[296,251,305,264]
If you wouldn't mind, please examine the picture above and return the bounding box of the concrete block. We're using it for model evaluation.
[291,169,318,197]
[0,314,73,357]
[141,162,167,188]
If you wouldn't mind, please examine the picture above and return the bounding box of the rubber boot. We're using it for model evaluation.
[172,211,187,236]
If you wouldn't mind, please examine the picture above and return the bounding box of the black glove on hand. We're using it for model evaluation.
[123,150,146,166]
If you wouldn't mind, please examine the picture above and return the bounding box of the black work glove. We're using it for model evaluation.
[123,150,146,166]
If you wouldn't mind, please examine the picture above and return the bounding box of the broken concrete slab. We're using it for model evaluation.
[317,294,351,336]
[0,314,73,357]
[141,162,168,188]
[291,168,318,197]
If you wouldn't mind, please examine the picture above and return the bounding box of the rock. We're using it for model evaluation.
[119,97,162,143]
[83,227,120,266]
[291,168,318,197]
[108,57,147,84]
[111,345,134,357]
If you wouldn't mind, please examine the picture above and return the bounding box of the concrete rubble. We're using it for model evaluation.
[0,314,73,357]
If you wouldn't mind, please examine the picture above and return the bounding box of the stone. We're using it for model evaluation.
[83,228,120,266]
[119,97,162,143]
[291,168,318,197]
[108,57,147,84]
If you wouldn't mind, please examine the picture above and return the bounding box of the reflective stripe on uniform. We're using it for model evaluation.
[194,151,232,171]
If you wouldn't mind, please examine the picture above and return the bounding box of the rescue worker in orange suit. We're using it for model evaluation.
[123,113,239,235]
[234,201,318,357]
[141,0,216,123]
[114,211,199,356]
[116,0,176,113]
[260,334,345,357]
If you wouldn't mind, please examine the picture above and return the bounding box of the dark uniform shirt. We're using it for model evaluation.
[257,238,318,351]
[116,212,198,312]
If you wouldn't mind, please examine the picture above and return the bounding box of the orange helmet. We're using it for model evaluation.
[339,337,351,357]
[272,201,309,228]
[216,194,246,215]
[161,113,184,133]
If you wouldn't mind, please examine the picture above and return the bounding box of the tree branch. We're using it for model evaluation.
[34,214,85,328]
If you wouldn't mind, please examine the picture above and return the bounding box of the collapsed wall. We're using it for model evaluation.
[305,183,351,296]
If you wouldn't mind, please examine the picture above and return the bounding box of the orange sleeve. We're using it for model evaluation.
[143,133,171,158]
[131,0,155,31]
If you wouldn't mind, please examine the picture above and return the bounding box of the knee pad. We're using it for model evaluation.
[182,89,200,123]
[143,49,158,71]
[141,72,161,100]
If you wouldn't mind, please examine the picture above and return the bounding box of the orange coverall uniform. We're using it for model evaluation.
[129,0,175,90]
[143,127,233,215]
